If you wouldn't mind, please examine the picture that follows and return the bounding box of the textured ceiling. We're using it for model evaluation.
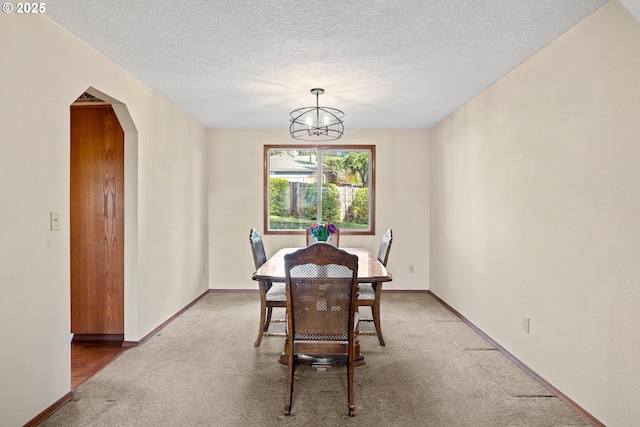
[47,0,613,130]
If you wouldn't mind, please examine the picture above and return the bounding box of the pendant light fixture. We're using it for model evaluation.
[289,88,344,141]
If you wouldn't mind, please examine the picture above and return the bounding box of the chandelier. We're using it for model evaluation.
[289,88,344,141]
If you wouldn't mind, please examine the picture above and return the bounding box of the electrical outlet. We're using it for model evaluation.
[409,265,415,274]
[522,315,530,333]
[50,211,60,231]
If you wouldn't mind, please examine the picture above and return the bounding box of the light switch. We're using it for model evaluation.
[50,211,60,231]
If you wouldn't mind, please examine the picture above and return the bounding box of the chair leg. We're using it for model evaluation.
[265,306,274,331]
[254,303,267,347]
[285,351,295,415]
[372,299,385,346]
[347,350,355,417]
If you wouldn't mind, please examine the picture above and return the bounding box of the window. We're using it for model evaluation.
[264,145,375,235]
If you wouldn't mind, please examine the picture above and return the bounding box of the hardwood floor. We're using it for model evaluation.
[71,341,128,390]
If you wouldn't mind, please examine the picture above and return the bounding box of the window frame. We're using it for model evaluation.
[263,144,376,236]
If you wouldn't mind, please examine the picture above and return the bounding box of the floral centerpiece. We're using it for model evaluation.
[310,223,338,242]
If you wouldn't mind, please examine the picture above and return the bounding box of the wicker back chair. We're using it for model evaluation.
[249,228,286,346]
[357,228,393,345]
[284,243,359,416]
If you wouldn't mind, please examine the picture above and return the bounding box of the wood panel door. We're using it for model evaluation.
[70,105,124,337]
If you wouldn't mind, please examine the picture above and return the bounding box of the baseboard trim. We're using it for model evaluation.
[72,334,124,342]
[122,289,210,348]
[427,291,604,427]
[381,289,430,293]
[24,391,73,427]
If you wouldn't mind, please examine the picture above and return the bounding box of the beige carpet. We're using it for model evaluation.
[41,292,590,426]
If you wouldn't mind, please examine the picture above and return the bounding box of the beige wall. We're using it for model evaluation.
[429,2,640,426]
[208,129,430,291]
[0,16,209,426]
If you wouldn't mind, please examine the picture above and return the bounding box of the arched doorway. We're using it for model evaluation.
[70,95,124,339]
[69,88,138,388]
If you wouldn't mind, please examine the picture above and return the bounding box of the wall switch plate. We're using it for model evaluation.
[50,211,60,231]
[522,315,530,333]
[409,265,415,273]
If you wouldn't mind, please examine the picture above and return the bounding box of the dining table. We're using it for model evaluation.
[252,246,393,367]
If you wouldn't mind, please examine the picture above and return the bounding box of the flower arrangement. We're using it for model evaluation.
[310,223,338,242]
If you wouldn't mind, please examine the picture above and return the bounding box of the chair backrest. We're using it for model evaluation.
[285,243,358,347]
[249,228,267,269]
[306,227,340,247]
[377,229,393,266]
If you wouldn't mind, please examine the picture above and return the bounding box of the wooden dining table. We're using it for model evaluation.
[252,246,392,366]
[252,247,393,284]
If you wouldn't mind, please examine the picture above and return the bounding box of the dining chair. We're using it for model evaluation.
[357,228,393,346]
[249,228,286,346]
[284,243,360,417]
[306,227,340,247]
